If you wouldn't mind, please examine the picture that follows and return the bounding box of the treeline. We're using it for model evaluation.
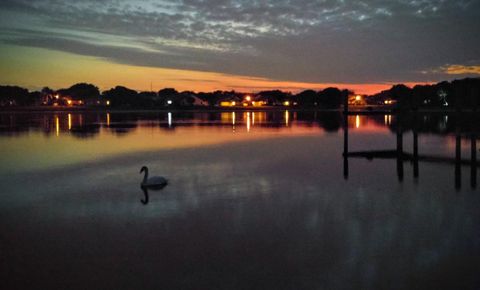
[368,78,480,109]
[1,77,479,109]
[0,86,40,106]
[0,83,349,108]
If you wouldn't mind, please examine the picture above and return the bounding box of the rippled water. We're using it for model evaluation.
[1,111,479,289]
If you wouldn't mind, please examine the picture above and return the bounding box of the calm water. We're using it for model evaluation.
[1,111,479,290]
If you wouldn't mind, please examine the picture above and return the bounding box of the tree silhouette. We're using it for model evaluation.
[102,86,138,107]
[57,83,100,100]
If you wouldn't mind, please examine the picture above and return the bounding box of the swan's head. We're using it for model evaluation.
[140,166,148,174]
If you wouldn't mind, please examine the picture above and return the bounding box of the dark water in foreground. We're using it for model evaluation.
[1,111,479,289]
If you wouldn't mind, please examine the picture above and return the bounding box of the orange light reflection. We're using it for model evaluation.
[55,116,60,136]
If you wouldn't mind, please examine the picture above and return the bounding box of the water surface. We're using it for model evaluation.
[1,111,479,290]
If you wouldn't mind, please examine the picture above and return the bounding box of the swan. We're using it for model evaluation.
[140,166,168,188]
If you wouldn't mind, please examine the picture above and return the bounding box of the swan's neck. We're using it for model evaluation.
[143,168,149,183]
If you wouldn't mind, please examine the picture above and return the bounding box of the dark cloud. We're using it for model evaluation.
[1,0,479,83]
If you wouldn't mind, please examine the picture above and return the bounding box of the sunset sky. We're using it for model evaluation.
[1,0,479,94]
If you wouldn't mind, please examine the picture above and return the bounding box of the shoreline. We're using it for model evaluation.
[0,106,342,113]
[0,106,476,114]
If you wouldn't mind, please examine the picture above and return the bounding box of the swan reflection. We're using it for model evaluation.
[141,186,149,205]
[140,184,167,205]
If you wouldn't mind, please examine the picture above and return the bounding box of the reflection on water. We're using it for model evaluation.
[344,122,479,189]
[1,111,336,172]
[1,111,479,289]
[140,185,167,205]
[342,112,479,190]
[384,114,391,126]
[55,115,59,137]
[0,111,479,174]
[0,111,348,138]
[141,186,149,204]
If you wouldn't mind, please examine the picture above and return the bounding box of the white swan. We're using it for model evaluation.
[140,166,168,188]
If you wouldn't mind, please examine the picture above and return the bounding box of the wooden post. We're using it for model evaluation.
[413,113,419,179]
[454,89,462,190]
[396,114,404,182]
[343,92,349,179]
[455,132,462,190]
[471,135,477,189]
[471,87,477,188]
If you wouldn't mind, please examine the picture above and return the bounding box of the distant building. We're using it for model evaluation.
[348,94,366,106]
[218,95,243,107]
[170,92,210,107]
[189,95,209,106]
[220,100,237,107]
[240,95,268,107]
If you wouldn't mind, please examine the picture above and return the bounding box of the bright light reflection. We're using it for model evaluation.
[384,115,392,125]
[256,112,266,124]
[168,112,172,127]
[106,113,110,126]
[355,115,360,128]
[246,112,251,132]
[285,110,289,126]
[68,113,72,130]
[55,116,59,136]
[252,112,255,125]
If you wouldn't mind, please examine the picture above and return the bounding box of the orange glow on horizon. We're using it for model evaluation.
[0,44,433,96]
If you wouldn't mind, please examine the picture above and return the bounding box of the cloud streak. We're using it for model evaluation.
[443,65,480,75]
